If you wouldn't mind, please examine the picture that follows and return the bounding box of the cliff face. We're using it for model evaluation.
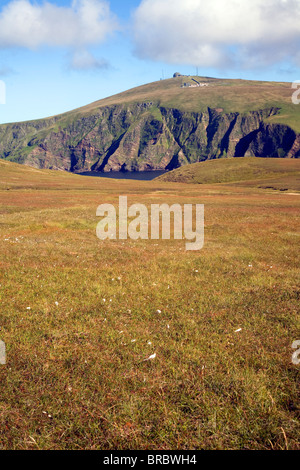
[0,103,299,172]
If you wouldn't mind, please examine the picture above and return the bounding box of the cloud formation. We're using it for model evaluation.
[133,0,300,69]
[0,0,118,49]
[68,49,110,70]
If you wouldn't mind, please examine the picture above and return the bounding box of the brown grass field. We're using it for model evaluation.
[0,158,299,450]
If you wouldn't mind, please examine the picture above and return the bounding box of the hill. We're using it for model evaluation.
[157,157,300,191]
[0,76,299,172]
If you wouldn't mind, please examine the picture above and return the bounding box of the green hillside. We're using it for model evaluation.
[53,76,300,132]
[0,76,299,173]
[157,157,300,191]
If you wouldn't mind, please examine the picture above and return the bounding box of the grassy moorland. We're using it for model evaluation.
[74,77,299,131]
[158,157,300,191]
[0,159,299,450]
[4,76,298,131]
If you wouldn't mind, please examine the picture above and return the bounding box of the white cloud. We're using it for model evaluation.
[133,0,300,69]
[0,0,118,49]
[68,49,110,70]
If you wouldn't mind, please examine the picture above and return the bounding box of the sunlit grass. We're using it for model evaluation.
[0,161,299,449]
[158,157,300,192]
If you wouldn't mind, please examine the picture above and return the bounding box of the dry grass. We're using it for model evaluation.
[0,161,299,450]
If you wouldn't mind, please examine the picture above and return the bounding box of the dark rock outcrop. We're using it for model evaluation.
[0,103,298,172]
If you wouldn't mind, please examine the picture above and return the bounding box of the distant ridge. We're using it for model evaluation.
[156,157,300,192]
[0,76,299,173]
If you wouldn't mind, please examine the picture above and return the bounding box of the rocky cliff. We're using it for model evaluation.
[0,102,299,172]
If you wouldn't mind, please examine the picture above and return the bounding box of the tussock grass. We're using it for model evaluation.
[0,161,299,449]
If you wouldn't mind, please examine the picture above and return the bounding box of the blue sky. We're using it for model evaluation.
[0,0,299,124]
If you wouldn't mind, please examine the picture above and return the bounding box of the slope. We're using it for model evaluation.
[0,76,299,172]
[157,157,300,191]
